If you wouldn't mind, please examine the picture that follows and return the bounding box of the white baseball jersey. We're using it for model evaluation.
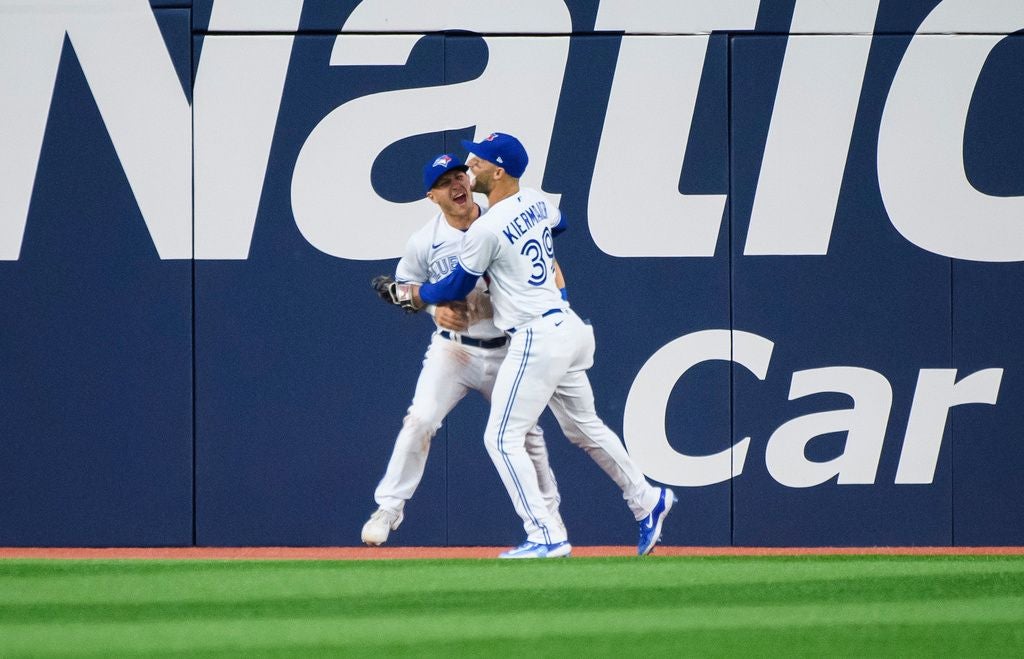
[396,206,503,340]
[456,188,567,331]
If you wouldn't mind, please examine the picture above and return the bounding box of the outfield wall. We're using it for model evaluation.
[1,0,1022,547]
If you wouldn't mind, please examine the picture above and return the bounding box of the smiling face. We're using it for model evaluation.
[426,168,472,218]
[466,156,500,195]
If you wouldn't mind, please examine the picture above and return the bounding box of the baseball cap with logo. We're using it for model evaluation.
[422,153,469,194]
[460,132,529,178]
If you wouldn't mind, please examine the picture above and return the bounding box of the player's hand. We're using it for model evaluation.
[435,302,470,332]
[370,275,423,313]
[465,289,494,324]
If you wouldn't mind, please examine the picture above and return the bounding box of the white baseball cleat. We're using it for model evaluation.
[361,508,403,546]
[498,540,572,559]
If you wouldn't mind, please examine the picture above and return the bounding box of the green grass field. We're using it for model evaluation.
[2,555,1023,657]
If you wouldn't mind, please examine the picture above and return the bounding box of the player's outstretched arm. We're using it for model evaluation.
[417,263,480,306]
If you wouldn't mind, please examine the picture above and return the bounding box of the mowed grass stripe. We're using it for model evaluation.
[2,555,1023,603]
[165,624,1024,658]
[0,572,1022,624]
[1,556,1022,656]
[1,597,1022,655]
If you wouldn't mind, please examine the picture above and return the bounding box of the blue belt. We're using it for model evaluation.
[507,308,563,334]
[438,330,508,349]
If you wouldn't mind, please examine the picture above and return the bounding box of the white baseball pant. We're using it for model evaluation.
[373,332,561,518]
[485,310,660,544]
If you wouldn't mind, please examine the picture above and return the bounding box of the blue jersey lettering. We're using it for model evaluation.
[501,201,550,245]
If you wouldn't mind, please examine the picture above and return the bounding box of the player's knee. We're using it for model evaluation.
[557,409,602,435]
[404,404,442,433]
[402,413,440,451]
[552,415,584,441]
[485,428,526,455]
[483,429,500,453]
[558,421,599,449]
[524,428,549,457]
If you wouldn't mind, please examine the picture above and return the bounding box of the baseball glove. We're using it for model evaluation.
[371,275,421,313]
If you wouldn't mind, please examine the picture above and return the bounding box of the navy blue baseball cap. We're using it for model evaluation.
[422,153,468,194]
[461,132,528,178]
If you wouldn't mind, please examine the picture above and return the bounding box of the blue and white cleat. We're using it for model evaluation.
[637,487,676,556]
[499,541,572,559]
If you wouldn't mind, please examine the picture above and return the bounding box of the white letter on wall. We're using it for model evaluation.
[896,368,1003,484]
[193,0,304,259]
[623,329,774,487]
[0,1,191,259]
[589,2,760,257]
[766,367,892,488]
[744,0,880,255]
[291,0,571,260]
[878,1,1024,262]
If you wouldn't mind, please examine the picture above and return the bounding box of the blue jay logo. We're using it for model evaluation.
[432,155,453,168]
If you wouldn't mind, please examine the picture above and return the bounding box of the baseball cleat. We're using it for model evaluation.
[637,487,676,556]
[498,540,572,559]
[361,508,403,546]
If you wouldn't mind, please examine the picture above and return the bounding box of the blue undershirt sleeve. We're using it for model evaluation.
[419,263,480,304]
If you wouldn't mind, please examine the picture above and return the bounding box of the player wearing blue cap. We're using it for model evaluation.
[363,153,564,546]
[389,133,676,558]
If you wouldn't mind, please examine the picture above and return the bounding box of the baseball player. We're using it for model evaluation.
[389,133,676,559]
[363,153,564,546]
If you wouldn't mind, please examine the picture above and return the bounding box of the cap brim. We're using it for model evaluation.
[427,164,469,191]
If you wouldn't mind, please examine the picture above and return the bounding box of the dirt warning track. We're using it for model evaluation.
[2,546,1023,560]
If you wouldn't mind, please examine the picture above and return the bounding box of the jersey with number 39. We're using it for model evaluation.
[457,188,566,331]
